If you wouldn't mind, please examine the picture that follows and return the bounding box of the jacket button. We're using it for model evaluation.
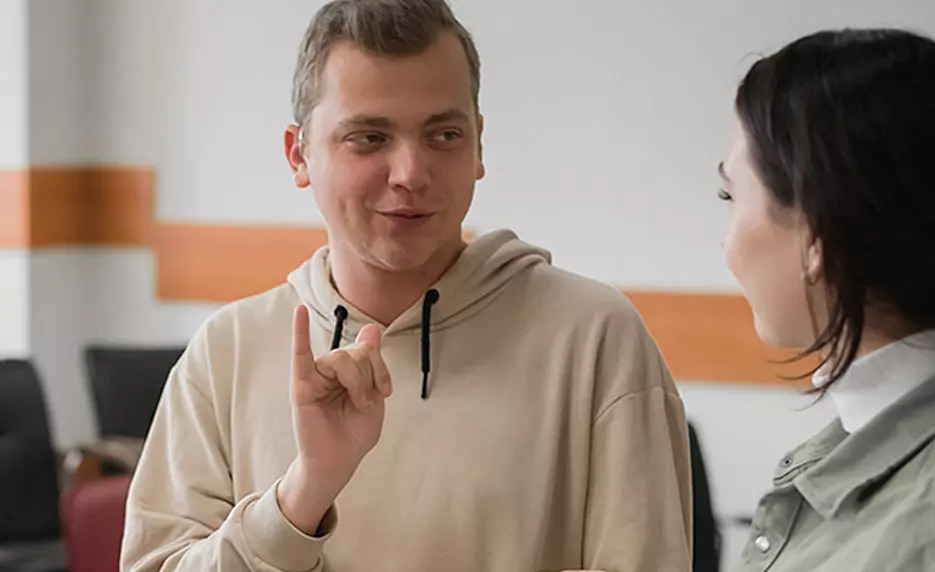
[755,534,772,553]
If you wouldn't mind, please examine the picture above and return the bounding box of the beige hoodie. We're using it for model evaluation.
[121,230,692,572]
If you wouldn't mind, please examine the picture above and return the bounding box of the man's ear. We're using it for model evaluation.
[285,125,310,188]
[475,114,485,181]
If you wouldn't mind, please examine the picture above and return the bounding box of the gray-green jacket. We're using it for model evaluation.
[735,376,935,571]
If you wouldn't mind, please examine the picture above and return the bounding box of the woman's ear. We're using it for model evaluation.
[803,227,824,286]
[284,125,310,188]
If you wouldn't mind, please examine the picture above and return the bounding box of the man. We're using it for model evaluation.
[121,1,692,570]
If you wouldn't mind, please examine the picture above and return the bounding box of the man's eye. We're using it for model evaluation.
[348,132,389,147]
[430,129,464,146]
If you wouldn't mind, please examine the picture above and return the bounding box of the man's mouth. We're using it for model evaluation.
[377,208,435,219]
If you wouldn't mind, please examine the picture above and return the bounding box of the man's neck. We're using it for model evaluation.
[329,239,466,326]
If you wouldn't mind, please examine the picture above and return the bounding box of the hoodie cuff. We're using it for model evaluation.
[241,480,337,571]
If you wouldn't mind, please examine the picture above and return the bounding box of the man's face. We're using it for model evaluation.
[287,32,484,272]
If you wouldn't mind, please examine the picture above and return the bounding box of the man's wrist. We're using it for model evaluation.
[277,458,346,536]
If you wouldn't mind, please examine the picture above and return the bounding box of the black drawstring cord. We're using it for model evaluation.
[330,294,438,399]
[331,305,348,350]
[420,289,440,400]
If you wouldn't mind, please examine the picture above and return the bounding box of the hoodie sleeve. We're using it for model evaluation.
[120,332,336,572]
[582,313,694,572]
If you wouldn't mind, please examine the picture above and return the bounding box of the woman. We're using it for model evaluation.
[719,28,935,571]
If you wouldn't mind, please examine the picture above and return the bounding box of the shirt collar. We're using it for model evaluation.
[794,372,935,519]
[813,329,935,433]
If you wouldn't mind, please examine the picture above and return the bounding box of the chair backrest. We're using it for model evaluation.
[0,360,52,439]
[0,360,61,543]
[84,347,185,440]
[689,421,721,572]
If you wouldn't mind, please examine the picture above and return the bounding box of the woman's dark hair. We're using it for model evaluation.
[735,28,935,389]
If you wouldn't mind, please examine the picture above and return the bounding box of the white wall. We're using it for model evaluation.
[1,0,29,360]
[0,0,27,168]
[462,0,935,290]
[27,0,95,165]
[83,0,322,223]
[0,253,30,358]
[19,0,935,568]
[90,251,216,345]
[29,250,100,442]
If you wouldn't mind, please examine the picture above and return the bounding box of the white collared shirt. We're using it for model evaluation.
[813,329,935,433]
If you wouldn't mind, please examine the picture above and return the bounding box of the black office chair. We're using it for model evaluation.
[0,360,67,571]
[689,422,721,572]
[84,346,185,440]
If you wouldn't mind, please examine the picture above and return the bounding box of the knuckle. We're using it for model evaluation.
[327,350,353,369]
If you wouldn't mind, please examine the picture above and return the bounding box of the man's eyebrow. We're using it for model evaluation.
[425,109,471,125]
[338,115,394,129]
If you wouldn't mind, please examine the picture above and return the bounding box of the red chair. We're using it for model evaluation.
[61,475,132,572]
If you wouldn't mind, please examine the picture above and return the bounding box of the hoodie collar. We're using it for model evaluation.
[287,229,550,343]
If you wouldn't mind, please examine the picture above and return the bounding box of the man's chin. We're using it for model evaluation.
[349,228,465,271]
[368,243,437,272]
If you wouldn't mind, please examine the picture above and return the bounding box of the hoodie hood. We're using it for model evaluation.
[287,229,551,341]
[287,229,550,399]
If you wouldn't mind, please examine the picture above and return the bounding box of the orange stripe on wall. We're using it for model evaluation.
[0,167,153,248]
[0,170,29,248]
[29,167,154,246]
[153,223,330,302]
[627,291,816,384]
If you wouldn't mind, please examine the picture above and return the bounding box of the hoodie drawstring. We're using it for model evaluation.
[331,305,348,350]
[328,290,439,400]
[420,289,440,400]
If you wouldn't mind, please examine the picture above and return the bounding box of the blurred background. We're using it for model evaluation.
[2,1,933,570]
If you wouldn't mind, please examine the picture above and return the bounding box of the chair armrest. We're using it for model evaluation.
[59,437,144,490]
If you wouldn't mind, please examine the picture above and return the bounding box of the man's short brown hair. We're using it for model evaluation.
[292,0,481,128]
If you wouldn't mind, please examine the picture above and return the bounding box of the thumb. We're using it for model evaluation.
[355,323,383,349]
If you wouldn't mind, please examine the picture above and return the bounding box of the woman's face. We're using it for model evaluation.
[719,116,827,349]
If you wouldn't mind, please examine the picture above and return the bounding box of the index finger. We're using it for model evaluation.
[292,304,315,379]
